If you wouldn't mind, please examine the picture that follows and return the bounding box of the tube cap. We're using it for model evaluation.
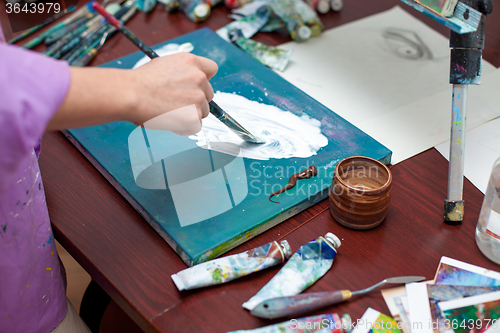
[194,4,210,20]
[171,274,186,291]
[317,0,330,13]
[325,232,341,249]
[279,240,292,259]
[331,0,343,11]
[297,26,312,41]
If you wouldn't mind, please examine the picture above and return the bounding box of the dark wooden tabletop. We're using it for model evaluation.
[3,0,500,332]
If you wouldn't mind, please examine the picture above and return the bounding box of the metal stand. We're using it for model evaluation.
[444,0,492,223]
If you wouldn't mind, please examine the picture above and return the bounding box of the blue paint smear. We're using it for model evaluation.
[453,104,460,118]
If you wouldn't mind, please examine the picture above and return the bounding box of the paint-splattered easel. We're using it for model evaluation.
[402,0,493,223]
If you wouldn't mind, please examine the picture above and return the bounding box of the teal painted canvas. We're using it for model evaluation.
[66,28,392,266]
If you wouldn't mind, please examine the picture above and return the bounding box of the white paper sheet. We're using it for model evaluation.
[406,283,433,333]
[276,6,497,164]
[436,115,500,194]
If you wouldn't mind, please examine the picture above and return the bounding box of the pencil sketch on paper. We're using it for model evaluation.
[382,28,434,60]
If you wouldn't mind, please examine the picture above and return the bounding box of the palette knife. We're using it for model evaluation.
[250,275,426,319]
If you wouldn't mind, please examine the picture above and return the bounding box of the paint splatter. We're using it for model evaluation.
[189,92,328,160]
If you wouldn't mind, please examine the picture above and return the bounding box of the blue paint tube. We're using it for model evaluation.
[171,240,292,291]
[242,233,341,311]
[228,313,352,333]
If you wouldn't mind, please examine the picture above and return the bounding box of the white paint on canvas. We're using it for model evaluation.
[188,92,328,160]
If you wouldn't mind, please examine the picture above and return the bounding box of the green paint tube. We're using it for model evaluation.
[267,0,311,42]
[171,240,292,291]
[216,5,271,41]
[292,0,324,37]
[229,29,292,72]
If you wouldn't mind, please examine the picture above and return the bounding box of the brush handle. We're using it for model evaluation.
[208,101,224,119]
[92,2,159,59]
[93,1,259,142]
[250,290,352,320]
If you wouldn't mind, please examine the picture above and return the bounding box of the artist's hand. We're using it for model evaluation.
[128,53,218,135]
[49,53,217,134]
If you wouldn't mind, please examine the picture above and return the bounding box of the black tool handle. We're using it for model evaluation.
[209,101,224,119]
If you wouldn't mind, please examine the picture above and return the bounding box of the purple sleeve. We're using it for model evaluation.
[0,44,71,194]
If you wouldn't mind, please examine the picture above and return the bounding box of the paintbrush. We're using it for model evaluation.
[8,5,76,44]
[91,1,264,144]
[23,2,96,49]
[73,5,138,66]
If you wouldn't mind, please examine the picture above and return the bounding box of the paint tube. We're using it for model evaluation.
[267,0,311,42]
[136,0,157,12]
[306,0,330,14]
[216,5,271,41]
[292,0,324,37]
[171,240,292,291]
[179,0,211,22]
[203,0,224,7]
[158,0,180,12]
[330,0,343,11]
[228,29,292,72]
[228,313,352,333]
[225,0,254,9]
[242,233,341,311]
[260,15,286,32]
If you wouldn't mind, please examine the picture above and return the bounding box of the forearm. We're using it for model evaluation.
[47,67,137,130]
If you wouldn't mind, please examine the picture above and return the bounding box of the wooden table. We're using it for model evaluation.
[3,0,500,332]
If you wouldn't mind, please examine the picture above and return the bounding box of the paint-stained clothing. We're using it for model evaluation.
[0,25,71,333]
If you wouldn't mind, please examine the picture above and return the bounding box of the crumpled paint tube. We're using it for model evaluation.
[267,0,311,42]
[171,240,292,291]
[260,15,286,32]
[179,0,211,22]
[216,5,271,41]
[227,313,352,333]
[158,0,180,12]
[225,0,254,9]
[242,233,341,311]
[136,0,157,12]
[292,0,324,37]
[306,0,330,14]
[229,29,292,72]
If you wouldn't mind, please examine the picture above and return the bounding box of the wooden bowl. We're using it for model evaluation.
[329,156,392,229]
